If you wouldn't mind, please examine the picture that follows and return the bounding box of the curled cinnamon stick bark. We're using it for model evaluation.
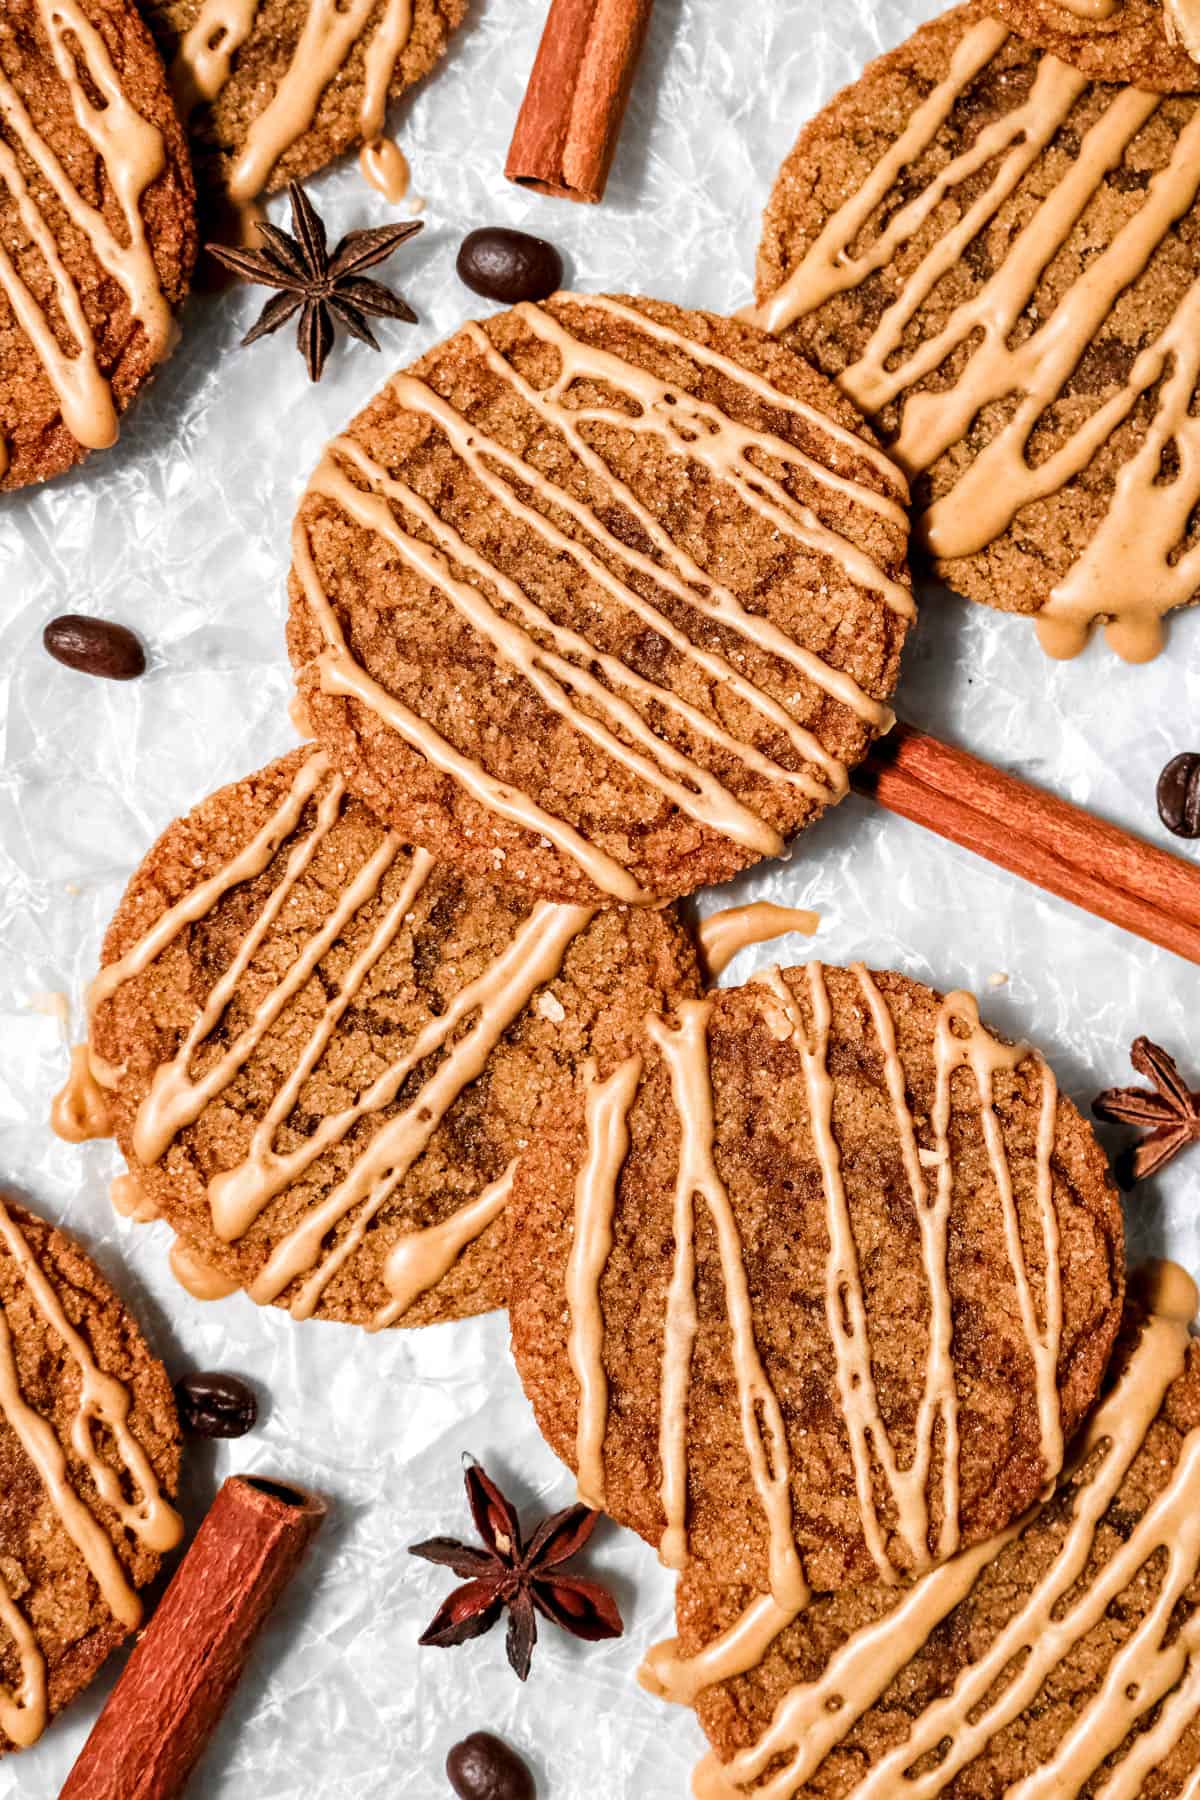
[853,722,1200,965]
[506,0,655,204]
[59,1475,327,1800]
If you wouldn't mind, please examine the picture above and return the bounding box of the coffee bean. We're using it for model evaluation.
[446,1732,535,1800]
[456,228,563,305]
[43,614,146,681]
[174,1372,258,1439]
[1157,752,1200,839]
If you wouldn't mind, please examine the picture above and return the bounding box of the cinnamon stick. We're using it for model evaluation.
[506,0,655,204]
[852,722,1200,965]
[60,1475,327,1800]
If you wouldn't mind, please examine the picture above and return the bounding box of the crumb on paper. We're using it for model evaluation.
[987,972,1009,988]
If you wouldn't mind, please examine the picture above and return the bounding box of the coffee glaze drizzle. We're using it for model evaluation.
[0,1567,44,1748]
[570,966,1063,1704]
[294,297,910,903]
[87,750,598,1325]
[172,0,416,202]
[753,16,1200,661]
[765,966,1058,1574]
[1164,0,1200,59]
[0,1196,182,1746]
[359,136,412,206]
[568,1057,642,1509]
[695,903,820,982]
[688,1262,1200,1800]
[168,1237,240,1302]
[1056,0,1118,14]
[372,1163,515,1331]
[0,0,173,455]
[648,999,812,1624]
[51,1043,113,1143]
[109,1173,158,1223]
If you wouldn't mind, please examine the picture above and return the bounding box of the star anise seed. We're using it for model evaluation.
[409,1458,623,1681]
[206,181,422,382]
[1093,1035,1200,1187]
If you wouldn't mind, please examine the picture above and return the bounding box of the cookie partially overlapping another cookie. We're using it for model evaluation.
[672,1263,1200,1800]
[84,745,700,1329]
[16,0,1200,1785]
[508,967,1123,1599]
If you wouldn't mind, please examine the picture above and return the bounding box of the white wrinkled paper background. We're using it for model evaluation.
[1,0,1198,1790]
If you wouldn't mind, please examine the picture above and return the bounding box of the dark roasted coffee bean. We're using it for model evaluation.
[446,1732,535,1800]
[174,1371,258,1439]
[1158,752,1200,839]
[456,228,563,304]
[43,614,146,680]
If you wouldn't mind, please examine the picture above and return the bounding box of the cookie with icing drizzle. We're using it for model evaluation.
[669,1262,1200,1800]
[753,1,1200,663]
[287,293,913,907]
[507,966,1123,1602]
[143,0,466,208]
[0,0,197,491]
[0,1194,182,1753]
[994,0,1200,92]
[83,745,700,1328]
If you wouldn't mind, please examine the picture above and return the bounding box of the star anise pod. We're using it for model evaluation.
[409,1459,623,1681]
[206,181,422,383]
[1093,1035,1200,1186]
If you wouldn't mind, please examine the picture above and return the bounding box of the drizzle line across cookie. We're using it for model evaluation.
[82,747,701,1328]
[0,1198,181,1753]
[509,966,1123,1604]
[678,1266,1200,1800]
[288,293,913,906]
[754,1,1200,662]
[0,0,196,489]
[149,0,467,205]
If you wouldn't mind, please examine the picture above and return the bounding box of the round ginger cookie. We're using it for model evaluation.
[753,1,1200,664]
[993,0,1200,93]
[143,0,467,208]
[507,966,1123,1599]
[673,1265,1200,1800]
[286,292,913,909]
[0,0,197,491]
[0,1195,181,1753]
[86,746,701,1329]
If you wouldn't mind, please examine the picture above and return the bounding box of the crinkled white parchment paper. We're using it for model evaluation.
[1,0,1199,1791]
